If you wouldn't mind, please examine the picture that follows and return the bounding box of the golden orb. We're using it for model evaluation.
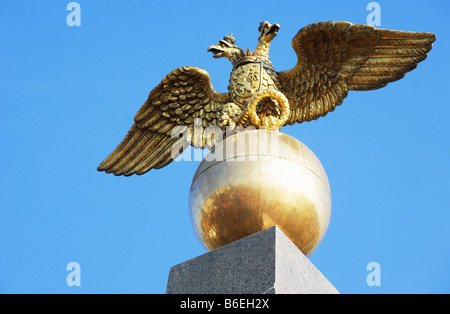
[189,130,331,256]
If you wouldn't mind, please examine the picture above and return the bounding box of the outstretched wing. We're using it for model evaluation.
[98,66,229,176]
[278,21,436,125]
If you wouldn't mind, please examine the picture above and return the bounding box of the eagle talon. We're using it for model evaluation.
[220,103,243,130]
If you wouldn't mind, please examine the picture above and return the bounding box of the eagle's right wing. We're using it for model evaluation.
[97,66,229,176]
[278,22,436,125]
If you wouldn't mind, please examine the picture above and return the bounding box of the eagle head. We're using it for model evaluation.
[258,21,280,42]
[207,34,244,61]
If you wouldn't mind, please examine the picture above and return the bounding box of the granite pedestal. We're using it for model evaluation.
[166,226,338,294]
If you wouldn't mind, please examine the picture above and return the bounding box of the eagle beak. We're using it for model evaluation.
[207,44,225,58]
[267,23,280,36]
[208,40,233,58]
[258,21,280,42]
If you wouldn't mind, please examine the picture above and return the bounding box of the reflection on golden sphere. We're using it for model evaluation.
[189,130,331,256]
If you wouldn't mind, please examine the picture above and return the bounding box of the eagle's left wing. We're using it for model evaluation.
[278,21,436,125]
[97,66,229,176]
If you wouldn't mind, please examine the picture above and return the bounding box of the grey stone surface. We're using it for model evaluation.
[166,226,339,294]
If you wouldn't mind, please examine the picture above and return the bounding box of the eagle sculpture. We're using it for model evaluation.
[98,21,435,176]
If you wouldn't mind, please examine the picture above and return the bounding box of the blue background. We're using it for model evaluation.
[0,0,449,293]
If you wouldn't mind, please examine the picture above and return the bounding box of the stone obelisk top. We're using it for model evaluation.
[166,226,338,294]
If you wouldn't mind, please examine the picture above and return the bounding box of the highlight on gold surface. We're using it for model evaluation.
[189,130,331,256]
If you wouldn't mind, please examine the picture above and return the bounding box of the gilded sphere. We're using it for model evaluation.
[189,130,331,256]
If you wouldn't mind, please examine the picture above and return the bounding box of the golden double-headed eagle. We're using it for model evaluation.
[98,21,435,176]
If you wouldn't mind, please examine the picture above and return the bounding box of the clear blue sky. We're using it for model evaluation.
[0,0,449,294]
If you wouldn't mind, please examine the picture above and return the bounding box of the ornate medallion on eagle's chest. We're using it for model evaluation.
[230,62,263,107]
[230,61,281,109]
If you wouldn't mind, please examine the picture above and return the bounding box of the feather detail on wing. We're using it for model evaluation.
[97,66,228,176]
[278,21,436,125]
